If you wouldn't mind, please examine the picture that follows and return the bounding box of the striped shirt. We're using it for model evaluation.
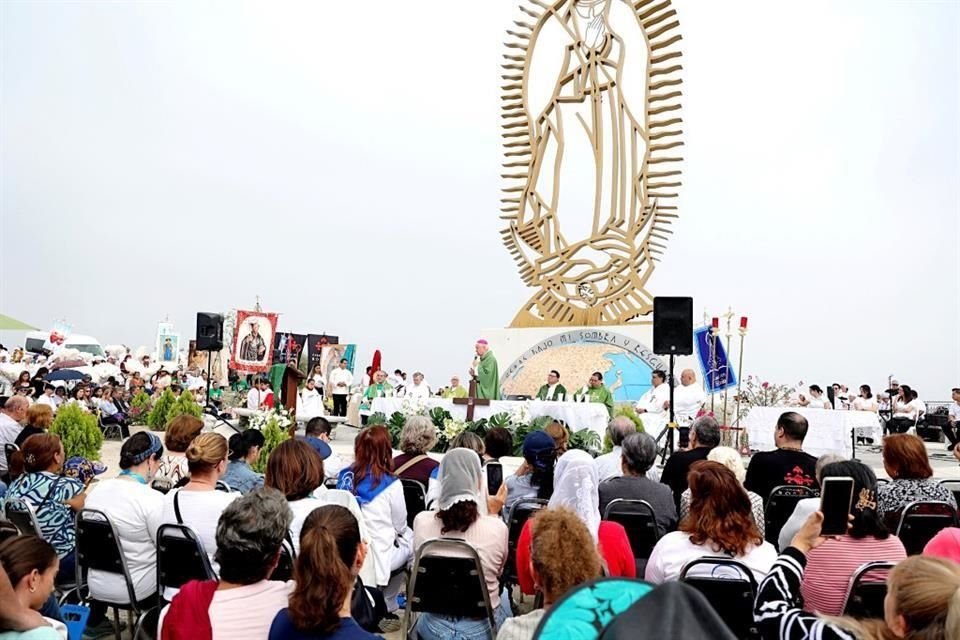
[800,535,906,615]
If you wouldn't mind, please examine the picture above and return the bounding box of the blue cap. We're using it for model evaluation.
[300,435,332,460]
[522,430,555,469]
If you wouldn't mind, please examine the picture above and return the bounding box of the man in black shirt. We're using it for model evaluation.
[660,415,720,511]
[744,411,818,502]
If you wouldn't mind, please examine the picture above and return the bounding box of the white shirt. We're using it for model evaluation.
[644,530,778,585]
[803,395,830,409]
[852,396,879,412]
[160,488,239,577]
[297,388,324,418]
[246,388,266,410]
[0,413,23,474]
[672,383,705,423]
[84,478,166,603]
[36,394,58,410]
[359,480,413,586]
[949,402,960,424]
[635,383,669,414]
[893,398,925,420]
[328,368,353,394]
[594,447,623,482]
[158,580,293,640]
[405,382,431,399]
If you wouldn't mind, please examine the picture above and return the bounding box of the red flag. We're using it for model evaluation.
[370,350,381,376]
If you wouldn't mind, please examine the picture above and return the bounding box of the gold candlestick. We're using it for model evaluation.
[721,307,734,425]
[734,323,748,449]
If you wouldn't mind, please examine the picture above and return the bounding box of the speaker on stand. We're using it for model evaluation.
[195,313,224,409]
[651,296,694,463]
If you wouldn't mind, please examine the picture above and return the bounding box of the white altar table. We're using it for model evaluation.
[744,407,882,458]
[370,397,610,438]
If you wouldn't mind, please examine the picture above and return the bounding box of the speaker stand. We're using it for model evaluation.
[205,351,213,410]
[655,353,677,465]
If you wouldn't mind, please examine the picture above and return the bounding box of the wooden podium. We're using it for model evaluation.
[280,364,306,433]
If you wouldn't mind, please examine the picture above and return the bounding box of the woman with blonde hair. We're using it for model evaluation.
[678,446,764,535]
[14,404,53,448]
[160,433,237,578]
[156,415,204,488]
[755,511,960,639]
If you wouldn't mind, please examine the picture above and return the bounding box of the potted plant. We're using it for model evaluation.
[50,403,103,460]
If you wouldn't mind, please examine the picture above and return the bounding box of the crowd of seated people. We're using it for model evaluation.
[4,402,960,640]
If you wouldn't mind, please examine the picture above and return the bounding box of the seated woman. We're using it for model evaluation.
[496,509,602,640]
[155,415,204,490]
[222,430,265,494]
[0,536,68,640]
[337,426,411,611]
[646,461,777,584]
[14,405,53,448]
[755,511,960,640]
[679,446,764,535]
[413,449,509,638]
[598,432,677,535]
[83,432,165,636]
[425,433,499,514]
[517,450,635,595]
[159,487,294,640]
[5,434,85,585]
[391,416,439,486]
[504,431,557,512]
[800,460,906,615]
[879,434,956,525]
[268,505,378,640]
[160,433,238,579]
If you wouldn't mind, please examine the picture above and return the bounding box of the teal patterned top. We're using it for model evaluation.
[7,471,84,558]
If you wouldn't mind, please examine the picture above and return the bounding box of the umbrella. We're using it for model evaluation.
[0,314,38,331]
[45,369,86,382]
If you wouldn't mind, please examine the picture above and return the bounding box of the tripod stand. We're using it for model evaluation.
[655,354,677,465]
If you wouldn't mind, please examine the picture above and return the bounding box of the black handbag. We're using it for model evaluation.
[351,577,386,632]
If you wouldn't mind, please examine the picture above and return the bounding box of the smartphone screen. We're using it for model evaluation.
[820,477,855,536]
[486,463,504,496]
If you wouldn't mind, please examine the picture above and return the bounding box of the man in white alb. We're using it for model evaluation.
[665,369,705,425]
[404,372,431,399]
[297,378,325,419]
[328,359,354,417]
[246,378,271,410]
[635,370,669,415]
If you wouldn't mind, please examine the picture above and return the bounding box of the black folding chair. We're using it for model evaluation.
[841,561,894,619]
[939,479,960,510]
[3,497,43,537]
[401,538,495,639]
[0,519,19,544]
[764,485,818,550]
[401,478,427,529]
[602,498,660,571]
[896,501,959,555]
[502,498,548,590]
[144,523,217,636]
[74,508,154,640]
[97,411,123,440]
[271,532,297,582]
[680,556,760,639]
[215,480,231,492]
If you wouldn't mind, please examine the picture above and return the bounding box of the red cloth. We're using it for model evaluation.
[160,579,218,640]
[516,519,635,594]
[262,392,275,409]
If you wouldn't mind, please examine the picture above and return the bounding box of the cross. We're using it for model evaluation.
[452,378,491,421]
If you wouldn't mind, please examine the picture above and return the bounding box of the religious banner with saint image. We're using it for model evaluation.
[273,332,306,366]
[694,326,737,394]
[230,310,278,374]
[305,334,339,371]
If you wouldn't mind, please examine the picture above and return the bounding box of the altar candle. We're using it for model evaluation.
[740,316,748,329]
[711,317,719,329]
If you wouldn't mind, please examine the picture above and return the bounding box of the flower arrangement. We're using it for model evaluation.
[738,376,801,410]
[249,406,294,473]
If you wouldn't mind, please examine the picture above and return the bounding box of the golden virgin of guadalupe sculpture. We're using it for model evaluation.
[501,0,683,327]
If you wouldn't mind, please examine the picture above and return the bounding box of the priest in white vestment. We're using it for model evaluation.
[404,372,431,399]
[297,378,325,419]
[666,369,705,424]
[635,370,670,415]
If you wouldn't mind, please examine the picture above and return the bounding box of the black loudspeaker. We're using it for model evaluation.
[652,296,693,355]
[195,312,224,352]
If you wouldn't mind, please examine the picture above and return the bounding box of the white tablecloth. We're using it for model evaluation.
[369,398,610,438]
[744,407,883,458]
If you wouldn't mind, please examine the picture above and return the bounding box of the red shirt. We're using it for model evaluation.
[516,518,635,594]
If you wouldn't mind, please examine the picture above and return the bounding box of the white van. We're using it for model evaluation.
[23,331,105,358]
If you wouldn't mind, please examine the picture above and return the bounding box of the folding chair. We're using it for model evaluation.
[939,479,960,509]
[764,485,818,550]
[896,501,959,555]
[97,411,122,440]
[3,496,43,537]
[4,443,22,483]
[401,538,496,639]
[841,561,894,619]
[215,480,232,492]
[0,519,19,544]
[401,478,427,529]
[602,498,661,571]
[271,532,297,582]
[680,556,760,639]
[74,509,153,640]
[502,498,548,590]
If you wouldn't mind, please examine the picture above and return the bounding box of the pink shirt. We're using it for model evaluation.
[160,580,293,640]
[413,510,507,608]
[801,535,906,616]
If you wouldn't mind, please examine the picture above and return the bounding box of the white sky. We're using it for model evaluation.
[1,0,958,397]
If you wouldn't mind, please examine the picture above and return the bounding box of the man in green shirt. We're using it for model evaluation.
[575,371,614,416]
[536,370,568,401]
[442,376,468,399]
[363,370,394,400]
[470,339,500,400]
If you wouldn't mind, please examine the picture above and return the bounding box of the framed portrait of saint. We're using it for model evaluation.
[230,310,279,374]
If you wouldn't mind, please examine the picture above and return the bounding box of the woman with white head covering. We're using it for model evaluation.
[515,448,637,596]
[412,448,510,639]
